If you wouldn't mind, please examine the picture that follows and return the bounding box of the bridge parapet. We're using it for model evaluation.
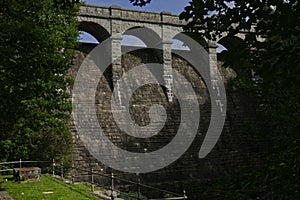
[79,5,187,26]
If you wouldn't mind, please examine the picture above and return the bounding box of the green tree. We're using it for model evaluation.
[130,0,300,198]
[179,0,300,133]
[0,0,79,164]
[178,0,299,199]
[129,0,151,6]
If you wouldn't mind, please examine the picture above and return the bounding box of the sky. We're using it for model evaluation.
[84,0,191,14]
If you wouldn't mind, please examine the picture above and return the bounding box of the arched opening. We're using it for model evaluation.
[217,36,245,64]
[216,43,229,62]
[217,36,244,52]
[78,21,110,43]
[217,43,227,53]
[171,39,190,51]
[78,31,99,44]
[120,26,166,100]
[172,32,207,52]
[122,27,161,48]
[217,35,251,78]
[173,32,207,49]
[171,32,208,68]
[121,35,147,47]
[171,32,210,94]
[76,22,112,92]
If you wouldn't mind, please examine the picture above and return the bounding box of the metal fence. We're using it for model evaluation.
[0,159,51,172]
[0,160,187,200]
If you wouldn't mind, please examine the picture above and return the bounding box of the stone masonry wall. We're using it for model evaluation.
[69,44,266,199]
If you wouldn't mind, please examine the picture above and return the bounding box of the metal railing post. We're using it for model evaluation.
[137,173,141,200]
[52,159,55,176]
[72,163,75,184]
[19,158,22,168]
[91,168,94,192]
[183,189,187,199]
[61,161,64,179]
[111,172,114,200]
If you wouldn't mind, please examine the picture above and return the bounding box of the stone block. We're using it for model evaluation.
[13,167,41,182]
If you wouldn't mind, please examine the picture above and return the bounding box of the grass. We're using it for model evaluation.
[0,174,102,200]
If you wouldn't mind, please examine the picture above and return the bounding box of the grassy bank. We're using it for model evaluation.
[0,174,101,200]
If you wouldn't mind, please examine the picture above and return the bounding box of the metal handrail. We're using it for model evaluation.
[73,166,187,199]
[0,160,187,199]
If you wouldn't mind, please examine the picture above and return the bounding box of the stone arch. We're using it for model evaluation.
[78,21,111,43]
[122,26,162,48]
[170,32,210,100]
[217,35,252,78]
[217,35,244,52]
[173,32,208,51]
[171,32,208,71]
[77,21,113,92]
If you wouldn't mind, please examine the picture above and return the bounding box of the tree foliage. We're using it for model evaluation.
[129,0,151,7]
[0,0,79,163]
[179,0,300,198]
[180,0,300,132]
[132,0,300,198]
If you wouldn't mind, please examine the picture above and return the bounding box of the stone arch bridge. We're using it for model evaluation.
[77,4,246,102]
[70,4,264,199]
